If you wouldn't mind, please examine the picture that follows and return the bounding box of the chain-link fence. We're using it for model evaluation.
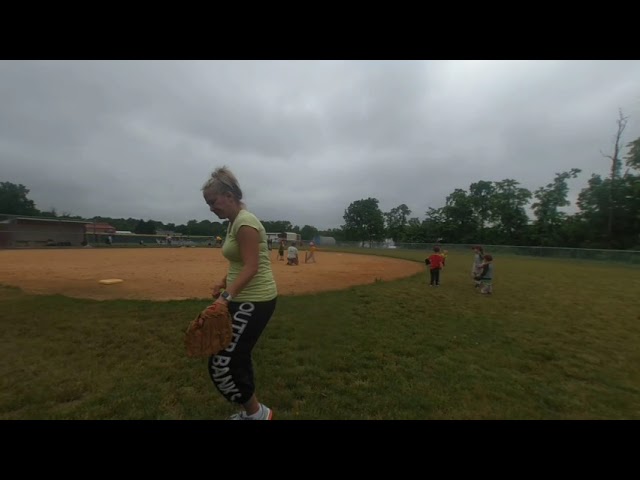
[2,213,638,264]
[321,240,640,265]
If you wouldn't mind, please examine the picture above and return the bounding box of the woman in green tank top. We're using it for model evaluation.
[201,166,278,420]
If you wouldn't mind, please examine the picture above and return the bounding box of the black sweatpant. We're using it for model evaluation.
[429,268,441,285]
[207,298,277,404]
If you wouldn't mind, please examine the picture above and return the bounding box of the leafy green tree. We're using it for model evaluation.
[601,110,629,245]
[440,189,477,243]
[134,219,157,235]
[626,137,640,171]
[577,162,640,249]
[488,179,532,245]
[384,204,411,242]
[342,197,385,244]
[532,169,581,246]
[403,217,428,243]
[300,225,318,240]
[0,182,39,215]
[261,220,294,233]
[423,207,447,242]
[468,180,495,243]
[39,207,58,218]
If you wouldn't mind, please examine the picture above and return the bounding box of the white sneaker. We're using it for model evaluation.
[227,404,273,420]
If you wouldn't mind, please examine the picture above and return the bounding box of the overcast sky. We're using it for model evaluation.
[1,60,639,229]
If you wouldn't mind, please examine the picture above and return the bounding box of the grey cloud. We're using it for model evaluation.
[1,60,639,229]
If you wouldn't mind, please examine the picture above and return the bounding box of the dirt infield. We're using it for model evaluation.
[0,248,424,301]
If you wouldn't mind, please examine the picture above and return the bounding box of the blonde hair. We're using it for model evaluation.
[202,166,245,207]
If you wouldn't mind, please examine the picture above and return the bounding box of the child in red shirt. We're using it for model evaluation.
[425,246,445,286]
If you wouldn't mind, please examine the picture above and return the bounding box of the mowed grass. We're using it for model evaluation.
[1,249,639,420]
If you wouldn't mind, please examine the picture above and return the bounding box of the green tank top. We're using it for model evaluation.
[222,209,278,302]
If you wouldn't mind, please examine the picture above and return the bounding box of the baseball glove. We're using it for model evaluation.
[185,302,233,358]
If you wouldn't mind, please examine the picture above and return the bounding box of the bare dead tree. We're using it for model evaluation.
[600,109,629,246]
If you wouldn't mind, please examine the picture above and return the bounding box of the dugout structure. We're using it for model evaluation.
[0,216,87,247]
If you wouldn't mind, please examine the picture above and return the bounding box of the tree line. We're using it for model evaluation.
[2,113,639,249]
[340,113,640,249]
[0,183,329,240]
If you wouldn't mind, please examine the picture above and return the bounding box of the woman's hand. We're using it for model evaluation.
[213,296,229,307]
[212,280,226,298]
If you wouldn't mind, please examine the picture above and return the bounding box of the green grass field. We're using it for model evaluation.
[1,249,639,419]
